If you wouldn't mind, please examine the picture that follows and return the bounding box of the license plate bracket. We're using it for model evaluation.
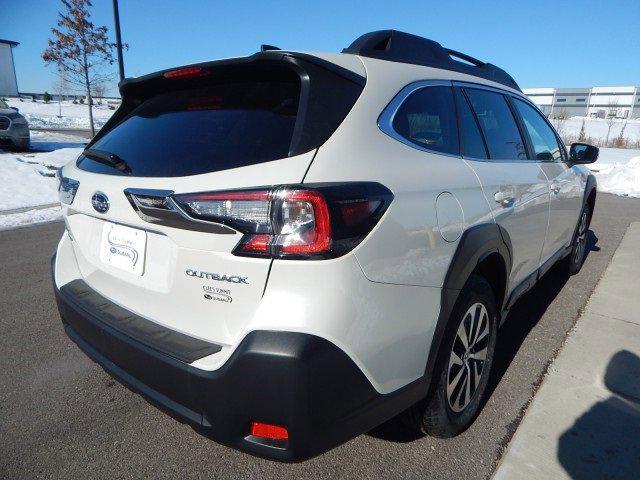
[99,222,147,276]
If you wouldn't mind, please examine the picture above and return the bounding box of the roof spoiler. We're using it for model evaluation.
[343,30,521,92]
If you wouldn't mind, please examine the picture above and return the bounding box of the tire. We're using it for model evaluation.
[566,203,591,275]
[403,274,498,437]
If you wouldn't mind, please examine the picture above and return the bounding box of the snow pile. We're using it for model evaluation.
[0,206,62,231]
[0,147,81,211]
[0,132,85,220]
[6,98,116,130]
[591,153,640,198]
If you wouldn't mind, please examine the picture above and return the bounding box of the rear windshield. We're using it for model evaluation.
[80,79,300,177]
[78,59,364,177]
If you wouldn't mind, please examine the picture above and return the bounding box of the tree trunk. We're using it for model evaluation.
[86,86,95,137]
[82,53,95,137]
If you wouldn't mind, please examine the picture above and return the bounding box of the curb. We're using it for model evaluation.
[0,203,60,216]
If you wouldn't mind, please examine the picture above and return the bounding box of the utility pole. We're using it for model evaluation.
[112,0,125,81]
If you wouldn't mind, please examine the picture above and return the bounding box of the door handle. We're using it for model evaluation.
[494,190,515,207]
[550,182,561,195]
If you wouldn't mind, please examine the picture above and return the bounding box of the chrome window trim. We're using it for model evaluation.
[377,80,462,159]
[378,79,568,164]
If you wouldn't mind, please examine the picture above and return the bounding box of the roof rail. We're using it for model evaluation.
[342,30,521,92]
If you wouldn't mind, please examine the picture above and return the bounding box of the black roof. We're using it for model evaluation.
[343,30,520,92]
[0,39,19,47]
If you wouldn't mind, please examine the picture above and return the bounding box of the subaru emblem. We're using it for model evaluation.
[91,192,110,213]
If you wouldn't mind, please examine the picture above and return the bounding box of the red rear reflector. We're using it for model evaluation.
[339,199,382,227]
[250,422,289,440]
[163,66,209,79]
[241,233,271,253]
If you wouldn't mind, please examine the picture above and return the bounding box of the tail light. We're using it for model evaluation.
[171,183,393,259]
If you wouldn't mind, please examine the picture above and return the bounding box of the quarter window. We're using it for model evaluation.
[392,86,459,155]
[465,89,527,160]
[513,99,564,162]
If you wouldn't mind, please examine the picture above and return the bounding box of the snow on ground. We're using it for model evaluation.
[6,98,115,130]
[0,131,86,229]
[0,206,63,231]
[589,147,640,198]
[0,128,639,230]
[557,117,640,145]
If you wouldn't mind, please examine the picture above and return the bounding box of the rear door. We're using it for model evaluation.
[511,98,584,262]
[60,58,363,351]
[455,84,550,292]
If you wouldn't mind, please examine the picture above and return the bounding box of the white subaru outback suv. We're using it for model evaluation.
[52,30,598,461]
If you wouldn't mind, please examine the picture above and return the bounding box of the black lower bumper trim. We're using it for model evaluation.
[53,260,428,461]
[59,279,222,363]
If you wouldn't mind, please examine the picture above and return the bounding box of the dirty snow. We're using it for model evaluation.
[6,98,116,130]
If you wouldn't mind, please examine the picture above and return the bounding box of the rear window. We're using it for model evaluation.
[78,59,364,177]
[392,86,459,155]
[80,79,300,177]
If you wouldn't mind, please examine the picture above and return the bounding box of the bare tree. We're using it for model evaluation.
[92,82,105,105]
[42,0,118,136]
[552,108,569,139]
[577,119,587,142]
[612,121,628,148]
[605,99,619,146]
[53,69,69,118]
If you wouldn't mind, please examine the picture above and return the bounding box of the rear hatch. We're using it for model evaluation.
[59,53,364,356]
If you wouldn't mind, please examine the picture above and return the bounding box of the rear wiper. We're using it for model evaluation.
[82,148,132,175]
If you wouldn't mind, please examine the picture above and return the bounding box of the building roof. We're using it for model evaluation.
[0,39,19,47]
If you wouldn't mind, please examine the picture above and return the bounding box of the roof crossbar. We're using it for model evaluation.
[343,30,521,92]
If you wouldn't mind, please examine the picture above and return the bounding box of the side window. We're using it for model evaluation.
[454,88,488,159]
[465,88,527,160]
[392,86,459,155]
[513,98,564,162]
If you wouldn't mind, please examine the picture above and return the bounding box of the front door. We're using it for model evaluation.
[511,97,584,262]
[456,86,550,291]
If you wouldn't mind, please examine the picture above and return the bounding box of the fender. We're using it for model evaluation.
[583,173,597,213]
[424,222,512,381]
[566,173,597,255]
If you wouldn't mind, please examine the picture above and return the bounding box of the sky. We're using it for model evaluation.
[3,0,640,97]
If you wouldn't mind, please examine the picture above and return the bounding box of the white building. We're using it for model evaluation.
[524,86,640,119]
[0,39,20,96]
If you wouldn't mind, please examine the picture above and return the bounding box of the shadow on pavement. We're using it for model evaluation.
[486,229,599,401]
[370,230,599,443]
[557,350,640,479]
[30,140,87,152]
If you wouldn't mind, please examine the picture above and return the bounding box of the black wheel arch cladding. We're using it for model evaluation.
[424,223,511,382]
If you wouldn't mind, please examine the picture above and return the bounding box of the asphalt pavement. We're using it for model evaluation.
[2,193,640,480]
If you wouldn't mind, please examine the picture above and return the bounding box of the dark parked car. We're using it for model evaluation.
[0,98,30,151]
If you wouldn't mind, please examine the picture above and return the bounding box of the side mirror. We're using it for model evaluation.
[569,143,599,164]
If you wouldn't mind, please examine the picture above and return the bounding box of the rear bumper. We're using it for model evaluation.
[52,255,427,462]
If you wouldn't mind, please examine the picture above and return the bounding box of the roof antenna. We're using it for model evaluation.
[261,44,281,52]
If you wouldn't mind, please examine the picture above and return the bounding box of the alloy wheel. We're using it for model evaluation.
[573,209,589,267]
[446,302,490,413]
